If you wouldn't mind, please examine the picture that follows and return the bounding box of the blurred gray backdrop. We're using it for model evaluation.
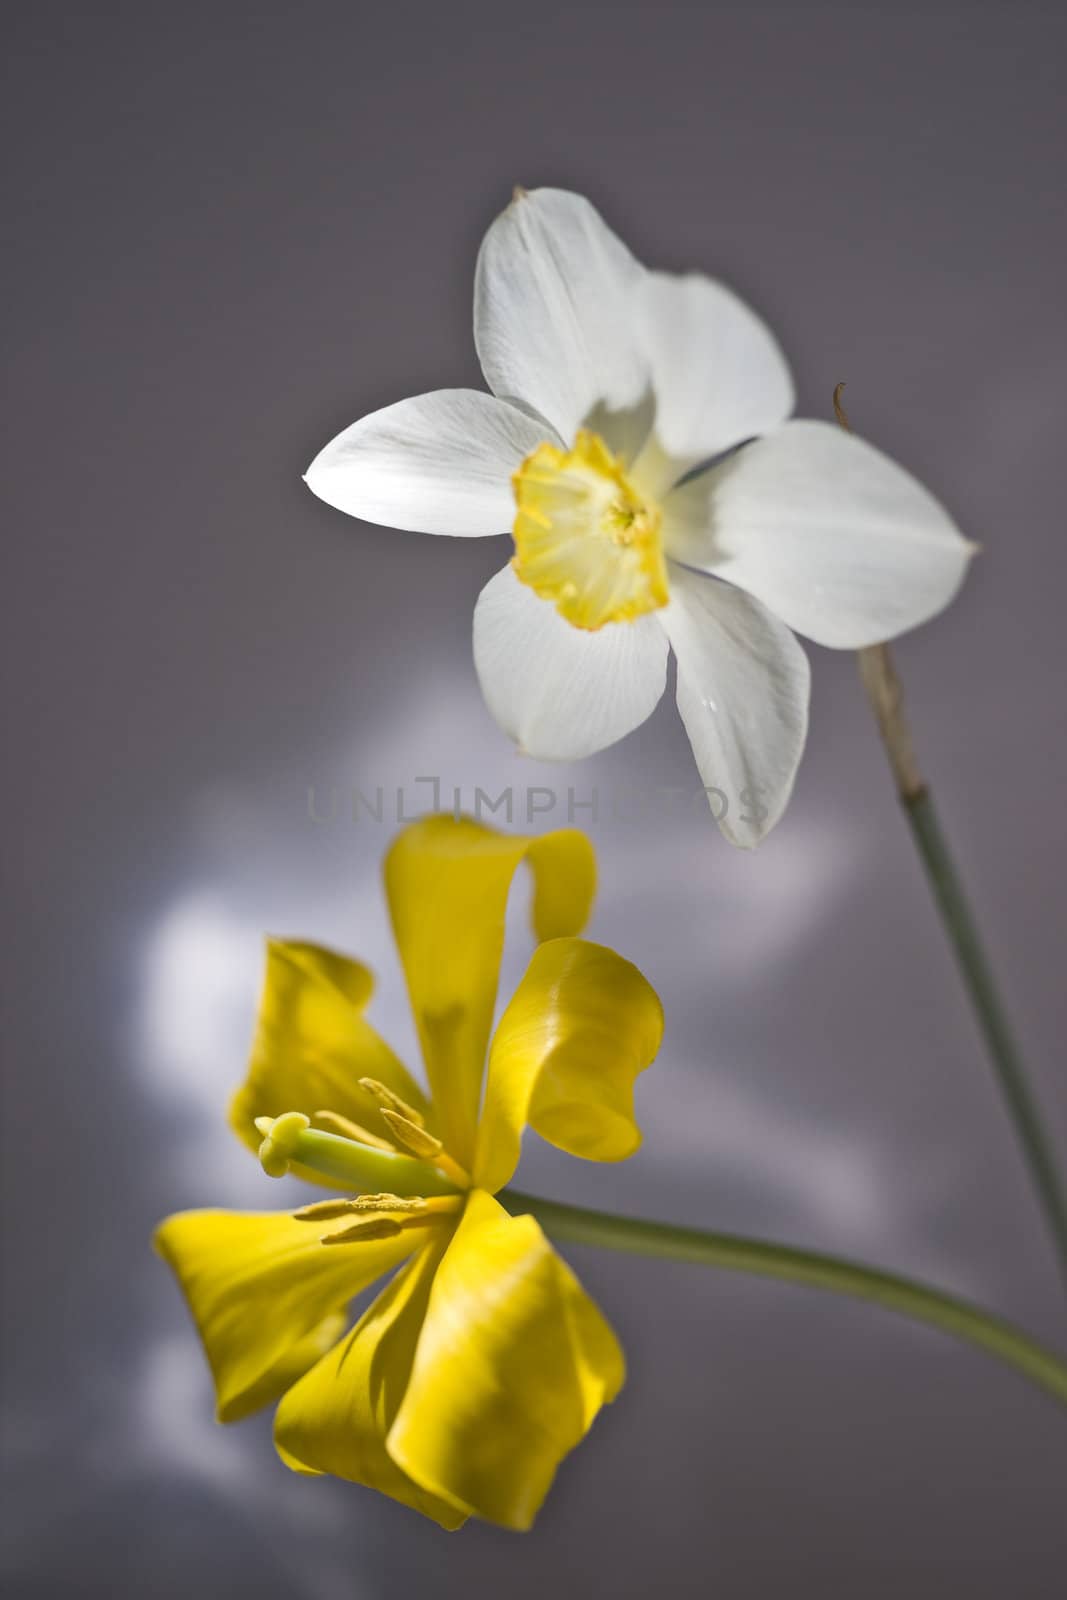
[3,2,1066,1596]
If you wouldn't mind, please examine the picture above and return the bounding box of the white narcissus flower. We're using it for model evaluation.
[306,187,973,847]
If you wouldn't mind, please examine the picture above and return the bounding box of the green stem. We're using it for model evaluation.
[854,638,1067,1291]
[501,1189,1067,1406]
[834,391,1066,1286]
[903,788,1067,1285]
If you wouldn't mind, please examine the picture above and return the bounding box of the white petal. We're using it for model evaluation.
[663,420,975,648]
[472,565,668,760]
[474,188,648,444]
[631,272,794,491]
[660,566,811,848]
[305,389,556,536]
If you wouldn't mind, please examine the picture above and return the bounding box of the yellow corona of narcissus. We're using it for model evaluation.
[154,816,663,1531]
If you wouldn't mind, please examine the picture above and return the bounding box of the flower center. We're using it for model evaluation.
[256,1097,469,1248]
[511,429,669,630]
[255,1081,471,1195]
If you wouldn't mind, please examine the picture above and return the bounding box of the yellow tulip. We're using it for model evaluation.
[155,815,663,1530]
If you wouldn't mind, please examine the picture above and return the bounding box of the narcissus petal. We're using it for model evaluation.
[273,1239,466,1530]
[659,564,811,849]
[228,939,431,1183]
[474,187,647,444]
[472,564,669,761]
[474,938,663,1192]
[631,270,794,490]
[662,420,974,648]
[388,1190,625,1531]
[153,1209,415,1422]
[305,388,555,536]
[383,817,595,1166]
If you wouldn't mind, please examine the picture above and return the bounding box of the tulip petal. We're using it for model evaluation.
[474,938,663,1192]
[305,389,555,535]
[659,565,811,848]
[228,940,431,1183]
[663,420,975,648]
[273,1239,465,1528]
[387,1191,625,1531]
[473,563,669,760]
[153,1209,415,1423]
[631,271,794,492]
[474,188,647,443]
[384,816,595,1167]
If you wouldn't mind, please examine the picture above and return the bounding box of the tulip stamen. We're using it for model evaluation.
[357,1077,427,1128]
[354,1077,473,1189]
[293,1193,427,1221]
[316,1194,463,1246]
[379,1109,472,1190]
[320,1216,406,1244]
[312,1109,398,1152]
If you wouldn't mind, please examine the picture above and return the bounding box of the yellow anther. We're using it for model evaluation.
[347,1193,427,1213]
[381,1111,471,1189]
[319,1203,460,1245]
[294,1194,428,1222]
[511,430,668,630]
[312,1109,397,1152]
[358,1078,426,1128]
[293,1199,362,1221]
[296,1196,463,1251]
[380,1110,442,1160]
[321,1216,405,1245]
[256,1111,310,1178]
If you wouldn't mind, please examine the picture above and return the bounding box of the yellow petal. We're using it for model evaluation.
[383,817,596,1166]
[473,937,663,1193]
[228,939,431,1183]
[273,1240,467,1530]
[153,1208,415,1422]
[387,1190,624,1531]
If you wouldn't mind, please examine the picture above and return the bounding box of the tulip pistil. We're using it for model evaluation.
[254,1112,460,1197]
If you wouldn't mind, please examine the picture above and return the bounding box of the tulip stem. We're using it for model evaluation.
[502,1189,1067,1406]
[857,640,1067,1291]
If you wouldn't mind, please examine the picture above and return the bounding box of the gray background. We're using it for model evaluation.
[3,2,1066,1595]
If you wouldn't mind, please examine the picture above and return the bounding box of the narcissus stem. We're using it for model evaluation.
[833,386,1067,1293]
[902,779,1067,1285]
[502,1190,1067,1406]
[856,640,1067,1291]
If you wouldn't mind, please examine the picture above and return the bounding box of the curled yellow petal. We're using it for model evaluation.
[273,1239,466,1530]
[387,1190,624,1531]
[153,1209,415,1422]
[473,937,663,1193]
[228,939,431,1184]
[383,816,596,1167]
